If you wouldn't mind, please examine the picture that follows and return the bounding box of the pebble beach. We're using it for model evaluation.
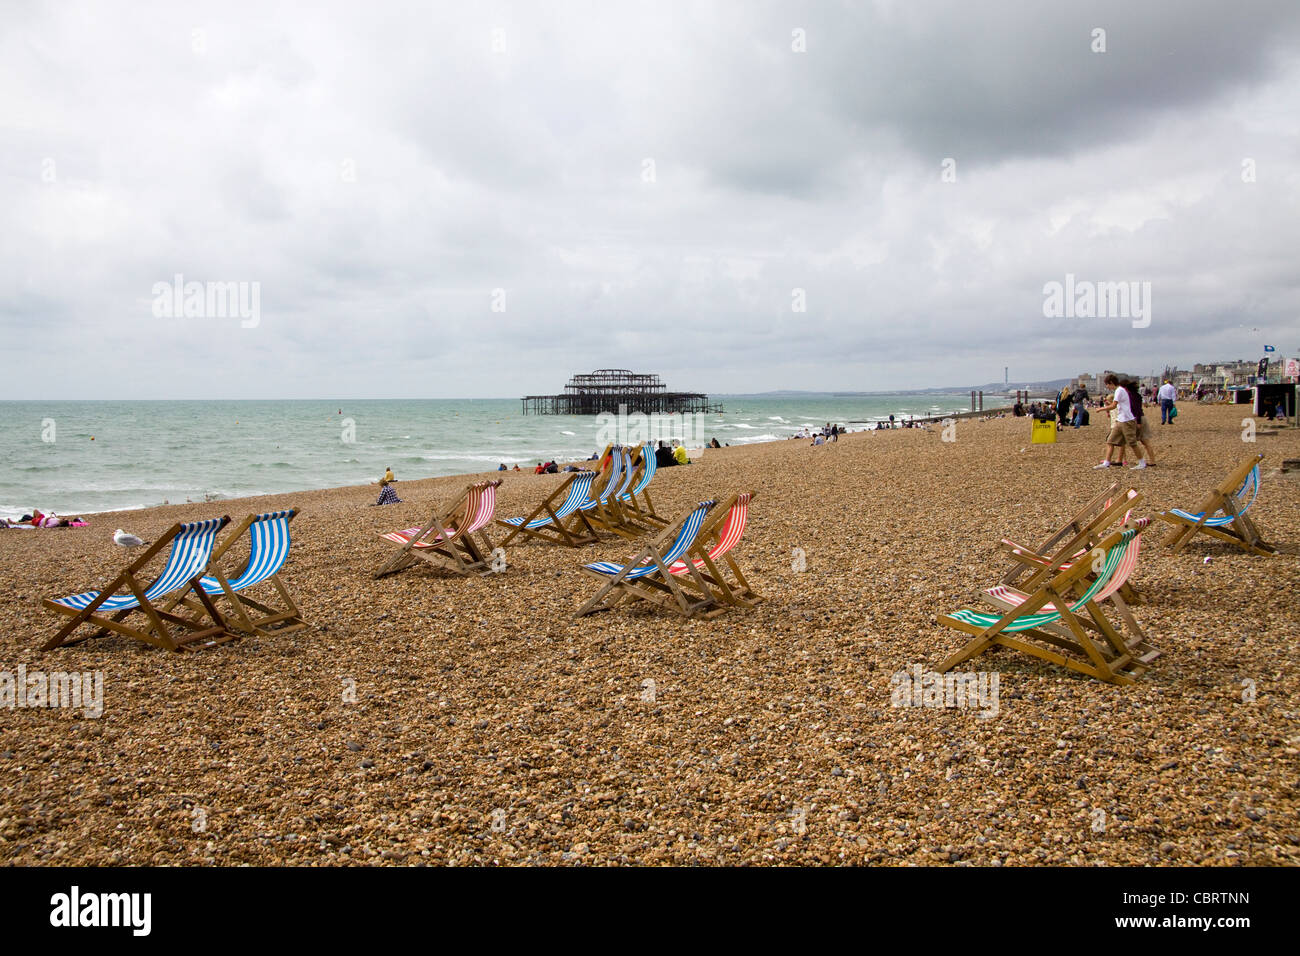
[1,403,1296,866]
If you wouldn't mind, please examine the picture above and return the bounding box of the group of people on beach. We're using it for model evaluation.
[1,509,87,528]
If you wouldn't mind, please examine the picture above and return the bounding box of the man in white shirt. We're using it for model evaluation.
[1157,380,1178,424]
[1093,374,1142,469]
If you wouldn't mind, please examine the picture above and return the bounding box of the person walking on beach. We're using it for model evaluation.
[1157,380,1177,424]
[1093,374,1142,469]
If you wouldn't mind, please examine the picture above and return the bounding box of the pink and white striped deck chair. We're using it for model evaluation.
[668,491,761,607]
[374,479,502,578]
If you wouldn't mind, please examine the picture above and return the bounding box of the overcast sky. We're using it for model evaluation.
[3,0,1299,399]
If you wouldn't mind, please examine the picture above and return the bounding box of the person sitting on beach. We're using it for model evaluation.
[534,462,546,474]
[498,463,507,471]
[379,467,395,486]
[811,433,825,446]
[710,438,721,448]
[672,442,689,466]
[545,461,558,474]
[374,483,402,506]
[513,464,521,471]
[655,441,676,468]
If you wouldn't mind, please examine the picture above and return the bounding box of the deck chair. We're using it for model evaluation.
[984,517,1155,658]
[583,446,645,538]
[497,470,600,547]
[618,442,666,528]
[1000,486,1145,604]
[375,480,501,577]
[619,443,666,527]
[159,509,307,636]
[669,491,761,607]
[937,526,1158,685]
[574,500,720,619]
[1158,453,1277,556]
[42,517,233,652]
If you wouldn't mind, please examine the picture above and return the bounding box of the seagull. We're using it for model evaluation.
[113,529,148,548]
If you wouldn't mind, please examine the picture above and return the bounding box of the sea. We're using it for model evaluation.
[0,394,997,518]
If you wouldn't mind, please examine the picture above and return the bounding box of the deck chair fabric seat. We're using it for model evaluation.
[575,500,721,618]
[43,517,233,652]
[50,518,228,612]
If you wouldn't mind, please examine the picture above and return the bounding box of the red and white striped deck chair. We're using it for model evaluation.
[668,491,761,606]
[374,479,502,578]
[987,516,1155,656]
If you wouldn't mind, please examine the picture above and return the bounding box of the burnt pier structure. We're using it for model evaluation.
[521,369,722,415]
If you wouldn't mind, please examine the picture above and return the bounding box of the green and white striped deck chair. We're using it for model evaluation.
[937,527,1158,685]
[42,517,234,652]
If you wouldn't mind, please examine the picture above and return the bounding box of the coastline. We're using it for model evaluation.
[2,402,1297,865]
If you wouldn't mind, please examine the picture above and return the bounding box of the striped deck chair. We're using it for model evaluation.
[618,443,666,528]
[579,446,624,517]
[497,470,600,547]
[1000,486,1145,605]
[375,480,501,577]
[937,527,1158,684]
[1158,453,1276,556]
[985,517,1155,658]
[574,500,720,619]
[669,491,761,607]
[161,509,307,636]
[584,446,644,538]
[42,517,233,652]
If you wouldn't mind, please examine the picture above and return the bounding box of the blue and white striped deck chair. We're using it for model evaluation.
[42,517,233,651]
[585,446,643,538]
[617,443,666,530]
[1159,453,1276,555]
[574,500,720,618]
[165,509,306,636]
[497,470,600,547]
[580,446,624,514]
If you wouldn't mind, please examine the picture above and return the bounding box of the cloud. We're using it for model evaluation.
[1,0,1298,398]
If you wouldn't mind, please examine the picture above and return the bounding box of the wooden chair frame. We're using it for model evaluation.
[42,518,234,652]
